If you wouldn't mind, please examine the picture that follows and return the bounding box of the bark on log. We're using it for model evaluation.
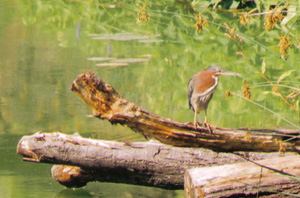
[185,155,300,198]
[70,71,300,152]
[16,132,297,189]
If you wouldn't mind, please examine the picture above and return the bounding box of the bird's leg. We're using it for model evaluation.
[204,110,212,134]
[193,108,198,129]
[204,111,208,125]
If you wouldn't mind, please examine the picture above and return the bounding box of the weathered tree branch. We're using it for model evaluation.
[70,71,300,152]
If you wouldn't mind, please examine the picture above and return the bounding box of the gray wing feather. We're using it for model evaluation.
[188,76,194,109]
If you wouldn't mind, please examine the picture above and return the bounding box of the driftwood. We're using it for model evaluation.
[70,71,300,152]
[16,132,297,190]
[185,155,300,198]
[16,71,300,197]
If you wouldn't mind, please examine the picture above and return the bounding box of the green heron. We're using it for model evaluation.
[188,66,241,129]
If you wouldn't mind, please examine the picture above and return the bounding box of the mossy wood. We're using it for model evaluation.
[71,71,300,152]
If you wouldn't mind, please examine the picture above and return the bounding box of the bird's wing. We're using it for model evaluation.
[187,77,194,109]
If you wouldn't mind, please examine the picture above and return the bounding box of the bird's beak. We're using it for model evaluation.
[216,70,242,78]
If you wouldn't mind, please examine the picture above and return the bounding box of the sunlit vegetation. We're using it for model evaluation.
[1,0,299,136]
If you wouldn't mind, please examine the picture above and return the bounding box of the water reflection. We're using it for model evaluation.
[55,189,93,198]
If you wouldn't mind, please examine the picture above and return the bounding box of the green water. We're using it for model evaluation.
[0,0,299,197]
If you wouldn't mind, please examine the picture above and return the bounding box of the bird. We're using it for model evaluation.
[188,66,241,130]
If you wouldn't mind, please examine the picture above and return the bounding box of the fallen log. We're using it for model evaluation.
[16,71,300,196]
[70,71,300,152]
[185,155,300,198]
[16,132,297,189]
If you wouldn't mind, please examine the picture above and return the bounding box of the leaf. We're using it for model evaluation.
[281,6,297,26]
[230,0,240,9]
[277,70,295,84]
[253,0,263,12]
[191,0,211,12]
[212,0,223,9]
[271,91,281,97]
[263,91,271,95]
[261,58,266,75]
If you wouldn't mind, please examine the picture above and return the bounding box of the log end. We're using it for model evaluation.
[51,165,93,188]
[17,133,41,162]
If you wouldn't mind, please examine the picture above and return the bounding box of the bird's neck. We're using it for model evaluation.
[212,75,219,86]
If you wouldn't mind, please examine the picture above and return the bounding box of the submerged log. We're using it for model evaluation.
[70,71,300,152]
[185,155,300,198]
[16,132,297,189]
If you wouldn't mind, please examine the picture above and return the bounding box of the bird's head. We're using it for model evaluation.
[206,65,242,78]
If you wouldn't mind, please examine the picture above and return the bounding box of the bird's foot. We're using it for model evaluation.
[194,122,202,129]
[203,122,213,134]
[185,122,196,128]
[191,122,213,133]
